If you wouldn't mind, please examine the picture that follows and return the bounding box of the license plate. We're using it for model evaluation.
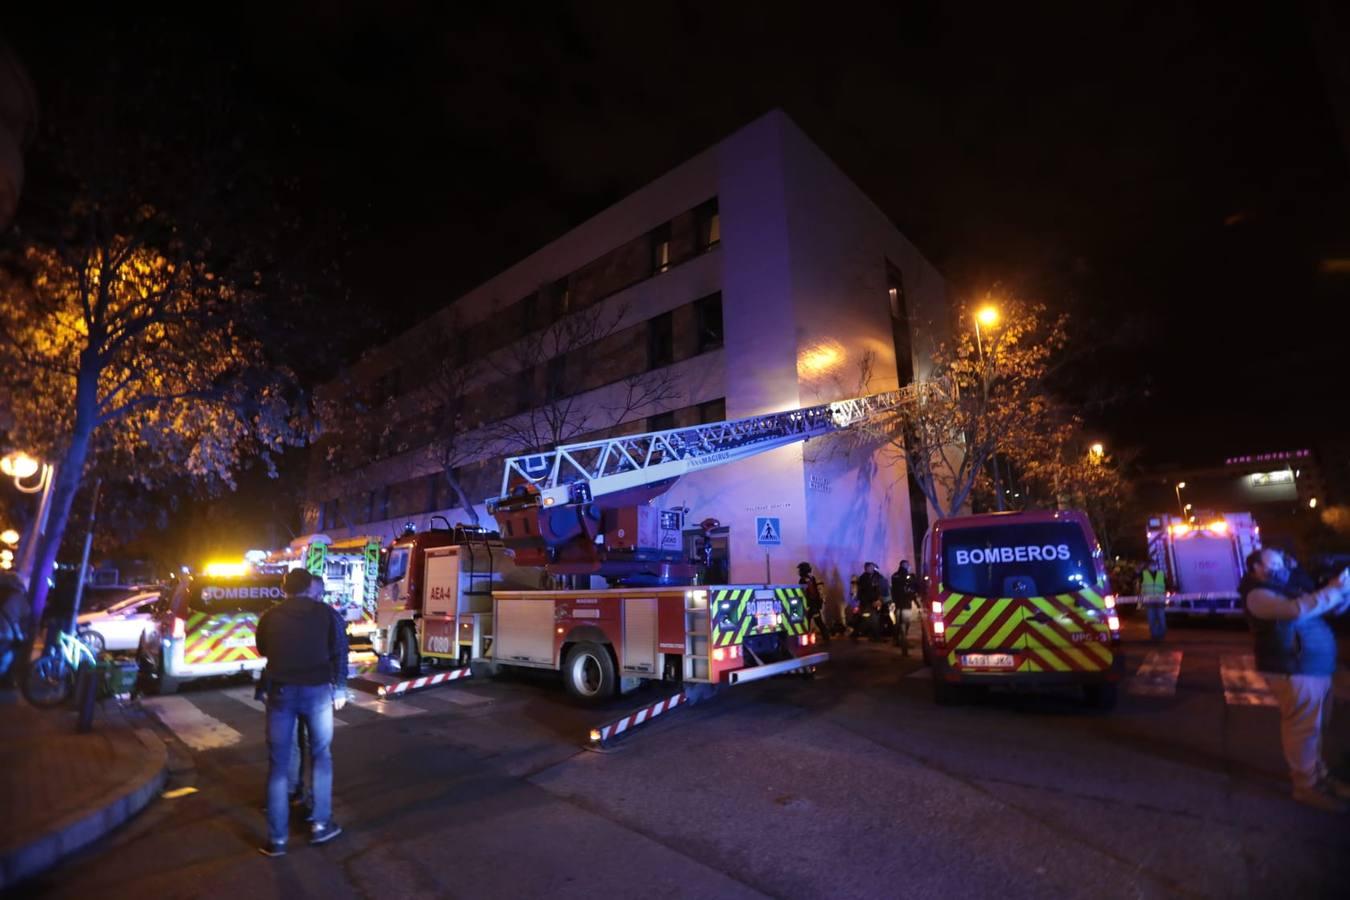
[224,636,254,649]
[961,653,1015,668]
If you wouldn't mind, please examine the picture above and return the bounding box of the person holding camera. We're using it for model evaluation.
[1240,548,1350,812]
[256,568,349,856]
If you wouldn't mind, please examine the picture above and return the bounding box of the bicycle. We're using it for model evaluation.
[21,628,99,708]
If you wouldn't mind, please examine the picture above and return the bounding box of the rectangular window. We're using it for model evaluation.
[378,486,391,520]
[696,198,720,250]
[550,277,571,319]
[546,354,567,400]
[647,311,674,369]
[886,261,915,386]
[426,474,441,513]
[648,411,677,433]
[695,292,724,352]
[650,223,672,275]
[940,522,1095,598]
[697,397,726,424]
[516,367,536,412]
[363,490,375,523]
[519,292,539,332]
[321,499,338,530]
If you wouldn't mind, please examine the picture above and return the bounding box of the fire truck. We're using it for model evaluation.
[1134,512,1261,616]
[370,390,912,701]
[256,534,383,641]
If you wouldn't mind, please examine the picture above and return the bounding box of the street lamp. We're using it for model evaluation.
[1174,481,1186,518]
[0,528,18,546]
[972,304,1004,510]
[1089,442,1105,461]
[2,450,56,587]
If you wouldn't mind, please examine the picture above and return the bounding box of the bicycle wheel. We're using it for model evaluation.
[22,653,74,708]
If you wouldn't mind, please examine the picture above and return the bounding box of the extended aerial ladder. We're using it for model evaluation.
[487,388,921,583]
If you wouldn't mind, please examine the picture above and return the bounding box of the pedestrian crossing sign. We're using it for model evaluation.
[755,516,781,546]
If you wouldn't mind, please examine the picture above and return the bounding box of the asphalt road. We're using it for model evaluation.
[24,618,1350,900]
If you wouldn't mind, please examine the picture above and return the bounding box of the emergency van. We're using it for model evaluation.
[138,573,285,694]
[919,509,1123,708]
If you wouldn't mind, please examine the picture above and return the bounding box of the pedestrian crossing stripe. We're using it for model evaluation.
[1126,650,1183,697]
[1219,654,1278,707]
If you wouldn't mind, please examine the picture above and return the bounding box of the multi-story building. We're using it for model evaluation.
[303,110,950,599]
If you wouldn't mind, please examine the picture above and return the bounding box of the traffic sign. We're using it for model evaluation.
[755,516,781,546]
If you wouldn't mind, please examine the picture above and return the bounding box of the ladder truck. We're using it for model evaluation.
[371,389,914,704]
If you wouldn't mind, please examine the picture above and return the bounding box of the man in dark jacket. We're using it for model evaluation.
[798,562,829,644]
[854,562,889,642]
[890,562,918,654]
[1241,548,1349,811]
[256,568,348,856]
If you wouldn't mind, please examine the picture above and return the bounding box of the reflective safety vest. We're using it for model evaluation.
[1141,569,1166,596]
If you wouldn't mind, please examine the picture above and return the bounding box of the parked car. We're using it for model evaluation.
[76,590,166,654]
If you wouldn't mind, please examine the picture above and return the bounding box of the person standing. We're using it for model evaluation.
[256,568,349,856]
[1240,548,1350,812]
[855,562,888,642]
[1138,560,1168,642]
[798,562,830,644]
[890,561,918,655]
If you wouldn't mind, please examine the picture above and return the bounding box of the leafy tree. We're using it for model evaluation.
[0,55,318,625]
[886,298,1068,517]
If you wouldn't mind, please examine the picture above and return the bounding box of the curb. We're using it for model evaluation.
[0,727,168,890]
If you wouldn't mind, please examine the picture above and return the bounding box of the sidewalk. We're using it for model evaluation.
[0,688,167,891]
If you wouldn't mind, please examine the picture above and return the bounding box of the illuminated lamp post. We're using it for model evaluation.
[973,304,1005,511]
[1,451,56,588]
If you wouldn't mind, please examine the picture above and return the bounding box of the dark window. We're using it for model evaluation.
[696,198,720,250]
[378,486,391,520]
[698,397,726,424]
[648,311,674,369]
[648,411,677,432]
[519,293,539,332]
[516,367,536,412]
[550,277,572,319]
[426,474,441,513]
[363,490,375,523]
[886,261,914,386]
[940,523,1097,597]
[695,292,724,352]
[650,223,672,274]
[546,354,567,400]
[321,499,338,530]
[384,548,410,584]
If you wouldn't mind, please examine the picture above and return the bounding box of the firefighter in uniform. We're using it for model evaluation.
[798,562,830,644]
[1138,561,1168,642]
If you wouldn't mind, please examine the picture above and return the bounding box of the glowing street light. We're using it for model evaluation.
[0,528,18,546]
[972,302,1004,510]
[1174,481,1187,518]
[1089,442,1105,460]
[0,452,39,480]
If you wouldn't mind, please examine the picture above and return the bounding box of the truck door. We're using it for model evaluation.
[420,550,459,659]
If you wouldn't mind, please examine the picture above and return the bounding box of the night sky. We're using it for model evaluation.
[9,3,1350,467]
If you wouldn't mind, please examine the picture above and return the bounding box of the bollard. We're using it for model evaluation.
[74,663,98,733]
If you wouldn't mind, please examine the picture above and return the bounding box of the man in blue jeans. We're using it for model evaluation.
[255,568,348,856]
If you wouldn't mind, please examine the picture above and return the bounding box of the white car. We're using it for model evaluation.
[76,590,164,654]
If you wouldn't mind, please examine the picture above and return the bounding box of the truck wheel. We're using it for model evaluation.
[1083,683,1118,711]
[394,626,421,676]
[562,642,616,703]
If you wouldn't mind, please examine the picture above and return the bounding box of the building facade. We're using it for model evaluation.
[304,111,950,598]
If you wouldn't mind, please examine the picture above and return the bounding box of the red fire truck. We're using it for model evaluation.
[371,390,913,701]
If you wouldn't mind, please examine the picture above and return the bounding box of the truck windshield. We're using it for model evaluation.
[941,522,1096,598]
[384,548,410,584]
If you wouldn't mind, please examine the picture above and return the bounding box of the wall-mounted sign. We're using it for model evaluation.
[1250,470,1294,487]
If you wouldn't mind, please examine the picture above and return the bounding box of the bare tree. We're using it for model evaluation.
[482,300,681,455]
